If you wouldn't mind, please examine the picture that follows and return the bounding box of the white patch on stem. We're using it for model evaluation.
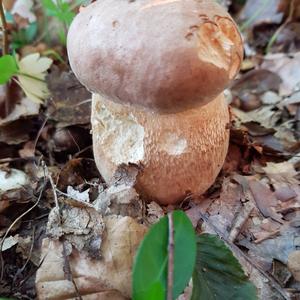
[159,132,187,156]
[93,104,145,165]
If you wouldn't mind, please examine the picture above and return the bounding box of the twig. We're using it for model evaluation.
[46,162,81,299]
[47,168,60,210]
[62,240,82,300]
[0,0,8,55]
[0,157,37,164]
[240,0,270,32]
[266,0,295,53]
[73,145,92,158]
[167,212,174,300]
[0,0,9,116]
[228,201,255,243]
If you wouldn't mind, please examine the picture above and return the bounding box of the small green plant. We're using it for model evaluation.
[41,0,75,44]
[0,53,52,103]
[132,211,257,300]
[11,22,38,50]
[41,0,89,44]
[0,55,18,84]
[133,211,196,300]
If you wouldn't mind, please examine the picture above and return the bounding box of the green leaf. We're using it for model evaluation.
[42,0,75,25]
[192,234,257,300]
[0,55,18,84]
[133,210,196,300]
[25,23,38,42]
[11,23,38,50]
[41,0,59,13]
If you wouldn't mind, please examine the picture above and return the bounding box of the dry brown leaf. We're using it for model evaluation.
[36,216,147,300]
[47,206,105,255]
[288,251,300,282]
[248,179,284,224]
[262,52,300,96]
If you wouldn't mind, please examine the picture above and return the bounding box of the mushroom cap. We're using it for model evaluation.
[68,0,243,113]
[91,93,230,205]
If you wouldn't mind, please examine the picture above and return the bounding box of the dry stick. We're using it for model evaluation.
[198,211,290,300]
[47,168,82,300]
[0,157,37,164]
[0,0,8,55]
[62,240,83,300]
[167,212,174,300]
[228,201,255,243]
[266,0,295,53]
[47,170,60,209]
[33,116,49,154]
[0,0,9,116]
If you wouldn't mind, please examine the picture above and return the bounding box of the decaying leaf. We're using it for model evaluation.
[262,53,300,96]
[248,179,283,224]
[93,163,142,218]
[288,251,300,282]
[262,162,300,203]
[47,70,91,127]
[36,216,147,299]
[0,168,29,193]
[1,235,19,252]
[66,185,90,203]
[0,96,40,126]
[146,201,165,224]
[240,0,284,29]
[93,184,142,218]
[47,205,105,255]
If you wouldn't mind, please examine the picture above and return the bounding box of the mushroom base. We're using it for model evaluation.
[91,93,230,205]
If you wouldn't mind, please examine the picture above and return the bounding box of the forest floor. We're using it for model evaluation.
[0,0,300,299]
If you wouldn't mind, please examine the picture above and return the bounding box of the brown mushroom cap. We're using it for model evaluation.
[68,0,243,113]
[92,93,230,204]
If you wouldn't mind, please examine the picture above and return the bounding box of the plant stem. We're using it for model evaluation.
[240,0,270,32]
[0,0,8,55]
[167,212,174,300]
[265,0,295,54]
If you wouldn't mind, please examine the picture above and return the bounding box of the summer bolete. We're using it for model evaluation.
[67,0,243,205]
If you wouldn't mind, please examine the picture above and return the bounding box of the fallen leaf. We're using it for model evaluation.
[0,118,34,144]
[47,70,91,127]
[0,96,39,126]
[288,251,300,282]
[36,216,147,299]
[262,162,300,203]
[47,205,105,255]
[1,235,19,251]
[262,52,300,96]
[248,179,283,224]
[66,186,90,203]
[0,168,29,192]
[57,158,102,192]
[240,0,284,29]
[147,201,165,224]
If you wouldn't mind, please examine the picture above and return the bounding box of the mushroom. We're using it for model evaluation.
[67,0,243,205]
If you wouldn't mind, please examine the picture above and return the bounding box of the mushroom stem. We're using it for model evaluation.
[91,93,230,204]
